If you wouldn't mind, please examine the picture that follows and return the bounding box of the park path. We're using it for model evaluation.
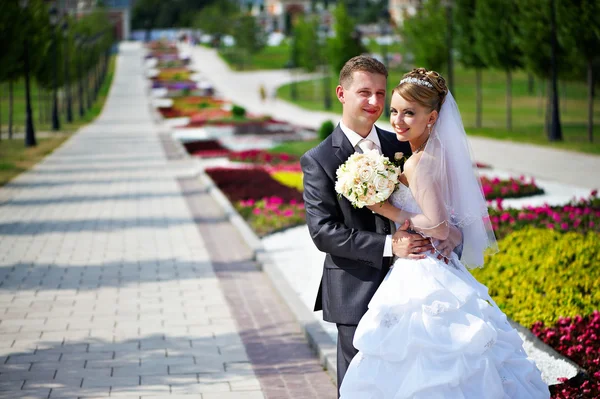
[0,42,336,399]
[181,43,599,190]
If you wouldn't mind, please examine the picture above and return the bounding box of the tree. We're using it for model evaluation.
[0,0,51,141]
[294,14,320,72]
[132,0,216,29]
[400,0,447,72]
[232,14,267,70]
[193,0,239,47]
[454,0,486,128]
[329,2,366,76]
[517,0,567,141]
[474,0,522,131]
[557,0,600,142]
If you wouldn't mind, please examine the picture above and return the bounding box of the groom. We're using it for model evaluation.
[300,56,461,396]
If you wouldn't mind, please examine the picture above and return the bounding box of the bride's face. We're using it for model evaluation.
[389,92,435,143]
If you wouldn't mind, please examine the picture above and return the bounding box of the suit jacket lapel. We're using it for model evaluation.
[332,124,355,165]
[376,126,398,160]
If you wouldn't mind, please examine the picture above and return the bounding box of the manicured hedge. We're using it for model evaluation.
[471,227,600,327]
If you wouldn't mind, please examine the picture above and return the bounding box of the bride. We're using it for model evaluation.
[339,68,550,398]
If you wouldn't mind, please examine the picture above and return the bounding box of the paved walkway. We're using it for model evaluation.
[181,43,600,190]
[0,42,335,399]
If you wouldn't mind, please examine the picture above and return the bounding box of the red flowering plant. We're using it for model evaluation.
[228,149,298,165]
[206,167,306,236]
[532,311,600,398]
[481,175,544,200]
[183,140,231,158]
[263,162,303,173]
[236,197,306,237]
[488,190,600,239]
[205,167,304,203]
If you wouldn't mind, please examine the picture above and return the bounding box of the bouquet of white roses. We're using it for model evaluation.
[335,149,400,208]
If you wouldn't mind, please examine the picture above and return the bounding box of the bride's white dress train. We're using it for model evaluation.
[340,185,550,399]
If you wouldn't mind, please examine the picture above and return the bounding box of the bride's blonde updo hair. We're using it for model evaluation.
[394,68,448,113]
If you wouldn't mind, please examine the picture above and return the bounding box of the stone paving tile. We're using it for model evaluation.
[179,177,336,398]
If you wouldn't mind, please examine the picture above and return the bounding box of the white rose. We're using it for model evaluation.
[357,164,375,182]
[373,174,390,192]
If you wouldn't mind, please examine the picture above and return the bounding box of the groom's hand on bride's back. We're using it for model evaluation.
[391,220,433,260]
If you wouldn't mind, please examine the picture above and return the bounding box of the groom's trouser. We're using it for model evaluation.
[336,323,359,398]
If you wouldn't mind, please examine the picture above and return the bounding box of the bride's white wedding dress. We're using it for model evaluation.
[340,184,550,399]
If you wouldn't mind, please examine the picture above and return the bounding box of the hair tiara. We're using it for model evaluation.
[399,77,434,89]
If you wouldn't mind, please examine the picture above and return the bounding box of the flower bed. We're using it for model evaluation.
[152,80,197,91]
[205,167,304,203]
[157,59,189,68]
[481,175,544,200]
[235,197,305,237]
[263,163,303,173]
[270,171,303,192]
[471,227,600,327]
[183,140,230,158]
[155,68,191,81]
[533,312,600,398]
[173,96,225,111]
[228,149,298,165]
[184,114,276,128]
[489,191,600,239]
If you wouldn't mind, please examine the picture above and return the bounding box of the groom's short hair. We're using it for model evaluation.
[339,56,388,87]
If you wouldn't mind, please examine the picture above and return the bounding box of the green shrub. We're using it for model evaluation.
[471,227,600,327]
[318,120,335,141]
[232,105,246,118]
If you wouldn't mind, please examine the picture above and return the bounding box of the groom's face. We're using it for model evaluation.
[336,70,386,136]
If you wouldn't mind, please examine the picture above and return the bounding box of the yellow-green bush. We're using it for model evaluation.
[270,171,303,192]
[471,227,600,327]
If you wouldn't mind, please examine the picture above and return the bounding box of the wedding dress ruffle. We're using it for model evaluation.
[340,185,549,398]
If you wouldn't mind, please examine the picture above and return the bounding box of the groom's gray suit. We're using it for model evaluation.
[300,124,411,393]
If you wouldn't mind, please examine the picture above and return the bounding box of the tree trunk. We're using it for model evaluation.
[38,84,43,125]
[506,69,512,131]
[545,80,551,136]
[8,81,13,140]
[562,80,567,113]
[588,59,594,143]
[528,74,534,95]
[475,68,482,129]
[538,78,544,117]
[0,83,3,141]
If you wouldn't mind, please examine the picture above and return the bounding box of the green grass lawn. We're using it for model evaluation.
[219,43,292,71]
[0,55,116,186]
[277,67,600,155]
[270,138,321,158]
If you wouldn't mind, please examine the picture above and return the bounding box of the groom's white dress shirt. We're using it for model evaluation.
[339,121,394,259]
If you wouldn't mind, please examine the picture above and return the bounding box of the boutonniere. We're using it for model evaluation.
[393,152,407,171]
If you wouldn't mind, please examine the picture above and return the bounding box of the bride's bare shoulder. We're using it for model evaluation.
[403,152,423,180]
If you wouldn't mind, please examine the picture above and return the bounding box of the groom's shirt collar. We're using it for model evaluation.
[339,121,381,151]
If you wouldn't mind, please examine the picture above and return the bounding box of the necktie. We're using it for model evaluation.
[359,139,379,154]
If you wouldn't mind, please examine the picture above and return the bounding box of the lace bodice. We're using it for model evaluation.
[388,184,421,228]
